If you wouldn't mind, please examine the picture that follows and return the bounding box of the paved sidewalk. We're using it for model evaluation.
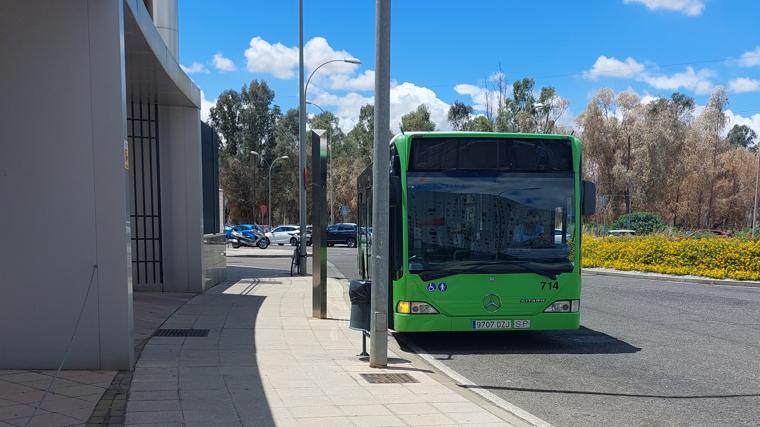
[124,276,518,426]
[0,292,192,427]
[0,370,116,426]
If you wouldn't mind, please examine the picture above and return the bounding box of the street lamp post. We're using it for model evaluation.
[298,53,361,274]
[251,151,289,230]
[752,149,759,239]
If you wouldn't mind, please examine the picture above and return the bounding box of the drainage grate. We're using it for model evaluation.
[154,329,209,337]
[359,373,419,384]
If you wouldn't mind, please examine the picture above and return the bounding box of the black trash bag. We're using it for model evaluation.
[349,280,371,331]
[349,280,371,304]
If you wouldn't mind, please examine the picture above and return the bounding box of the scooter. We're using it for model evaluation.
[230,228,269,249]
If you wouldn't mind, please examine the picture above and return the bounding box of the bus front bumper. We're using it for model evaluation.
[393,312,580,332]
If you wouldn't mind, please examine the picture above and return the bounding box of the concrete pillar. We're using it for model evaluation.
[0,0,133,369]
[159,106,205,293]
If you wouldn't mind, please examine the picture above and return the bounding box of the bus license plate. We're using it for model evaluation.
[472,320,511,330]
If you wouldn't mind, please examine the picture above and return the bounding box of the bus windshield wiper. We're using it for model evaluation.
[414,259,569,281]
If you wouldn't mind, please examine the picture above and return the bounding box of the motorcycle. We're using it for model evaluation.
[229,228,269,249]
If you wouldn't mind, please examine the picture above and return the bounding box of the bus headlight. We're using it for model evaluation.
[397,301,439,314]
[397,301,410,314]
[544,300,579,313]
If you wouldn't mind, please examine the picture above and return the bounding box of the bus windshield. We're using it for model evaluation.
[407,172,575,280]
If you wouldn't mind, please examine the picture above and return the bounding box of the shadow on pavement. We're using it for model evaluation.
[226,264,291,281]
[396,326,641,357]
[194,282,277,427]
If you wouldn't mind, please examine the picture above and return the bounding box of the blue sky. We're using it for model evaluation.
[179,0,760,133]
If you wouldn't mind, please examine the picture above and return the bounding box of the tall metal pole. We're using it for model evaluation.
[370,0,390,368]
[268,162,272,230]
[752,149,759,239]
[297,0,307,274]
[266,156,288,230]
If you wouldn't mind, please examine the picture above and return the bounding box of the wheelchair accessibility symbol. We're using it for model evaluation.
[426,283,436,292]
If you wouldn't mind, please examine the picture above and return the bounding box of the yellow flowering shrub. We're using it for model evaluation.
[582,235,760,281]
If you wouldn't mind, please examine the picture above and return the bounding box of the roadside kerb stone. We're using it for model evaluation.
[585,267,760,288]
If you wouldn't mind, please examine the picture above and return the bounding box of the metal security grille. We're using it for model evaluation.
[127,102,164,290]
[359,373,419,384]
[154,329,210,337]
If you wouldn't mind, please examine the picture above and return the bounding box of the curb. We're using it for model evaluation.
[584,268,760,288]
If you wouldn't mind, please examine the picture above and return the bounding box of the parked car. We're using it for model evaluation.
[326,223,358,247]
[228,224,268,249]
[265,225,300,246]
[304,225,313,246]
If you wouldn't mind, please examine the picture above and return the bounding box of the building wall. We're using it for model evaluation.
[0,0,133,369]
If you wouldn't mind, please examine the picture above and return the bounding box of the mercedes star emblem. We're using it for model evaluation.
[482,294,502,312]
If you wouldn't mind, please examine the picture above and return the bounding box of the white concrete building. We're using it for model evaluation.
[0,0,225,370]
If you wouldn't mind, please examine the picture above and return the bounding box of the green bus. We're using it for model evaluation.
[356,132,596,332]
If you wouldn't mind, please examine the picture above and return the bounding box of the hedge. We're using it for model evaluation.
[582,235,760,281]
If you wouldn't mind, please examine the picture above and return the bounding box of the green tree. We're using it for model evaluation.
[611,212,665,235]
[464,115,493,132]
[447,101,473,130]
[240,80,278,158]
[400,104,436,132]
[209,90,244,156]
[727,124,757,149]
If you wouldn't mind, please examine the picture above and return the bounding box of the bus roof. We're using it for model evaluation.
[391,131,579,145]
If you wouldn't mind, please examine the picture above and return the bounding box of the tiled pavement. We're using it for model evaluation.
[123,276,518,426]
[0,291,192,427]
[0,369,116,426]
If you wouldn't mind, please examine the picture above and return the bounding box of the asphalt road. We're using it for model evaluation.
[324,248,760,427]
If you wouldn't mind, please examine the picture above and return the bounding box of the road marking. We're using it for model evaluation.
[398,336,553,427]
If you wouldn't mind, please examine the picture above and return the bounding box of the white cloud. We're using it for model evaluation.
[640,94,660,105]
[623,0,705,16]
[244,37,298,78]
[310,90,373,131]
[453,83,499,114]
[390,82,450,131]
[180,62,209,74]
[488,71,505,82]
[738,46,760,67]
[200,91,215,123]
[212,53,236,72]
[302,37,360,76]
[582,55,716,95]
[583,56,645,80]
[310,82,451,131]
[330,70,375,91]
[640,66,715,95]
[725,110,760,137]
[244,36,360,80]
[728,77,760,93]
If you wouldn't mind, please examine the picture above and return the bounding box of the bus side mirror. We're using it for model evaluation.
[582,180,596,216]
